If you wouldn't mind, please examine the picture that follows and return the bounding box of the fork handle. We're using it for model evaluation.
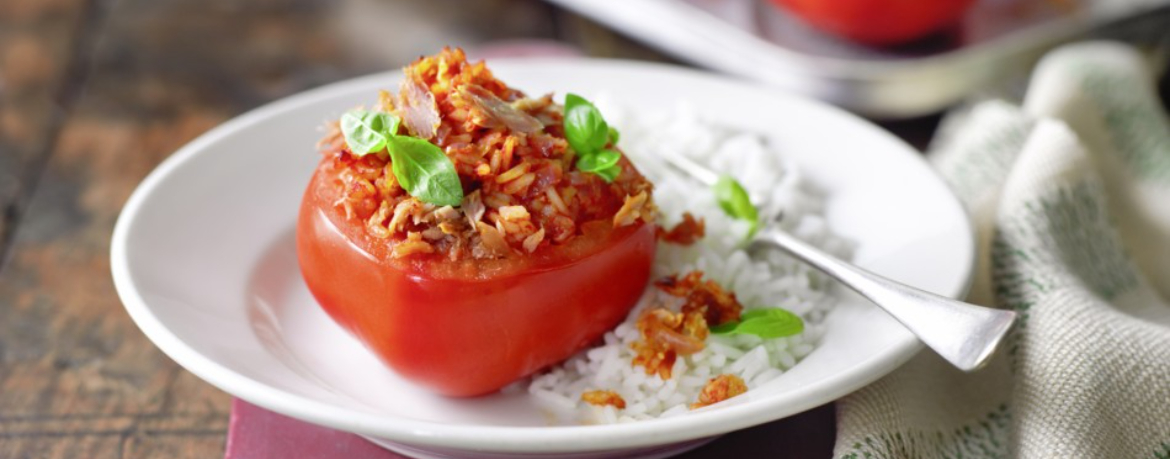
[751,229,1015,371]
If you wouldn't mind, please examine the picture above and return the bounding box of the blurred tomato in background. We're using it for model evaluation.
[770,0,977,45]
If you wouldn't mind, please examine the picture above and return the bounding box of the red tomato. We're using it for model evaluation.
[770,0,975,45]
[296,158,656,396]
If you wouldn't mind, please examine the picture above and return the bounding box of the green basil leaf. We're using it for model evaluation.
[564,94,624,182]
[594,164,621,183]
[713,175,760,238]
[608,126,621,145]
[576,149,621,173]
[564,93,609,155]
[386,136,464,207]
[710,308,803,338]
[341,110,399,155]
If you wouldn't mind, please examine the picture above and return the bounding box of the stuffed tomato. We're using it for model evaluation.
[296,48,656,396]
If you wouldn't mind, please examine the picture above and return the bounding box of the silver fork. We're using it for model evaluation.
[662,153,1015,371]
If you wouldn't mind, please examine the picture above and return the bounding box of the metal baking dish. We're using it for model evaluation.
[547,0,1170,118]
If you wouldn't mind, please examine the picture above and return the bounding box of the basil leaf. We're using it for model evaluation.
[387,136,464,207]
[563,94,625,182]
[713,175,760,238]
[710,308,803,338]
[577,152,621,183]
[341,110,399,155]
[564,93,609,155]
[594,164,621,183]
[576,149,621,173]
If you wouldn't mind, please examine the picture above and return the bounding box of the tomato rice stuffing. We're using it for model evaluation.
[315,47,654,265]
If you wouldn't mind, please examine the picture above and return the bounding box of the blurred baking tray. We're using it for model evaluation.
[547,0,1170,118]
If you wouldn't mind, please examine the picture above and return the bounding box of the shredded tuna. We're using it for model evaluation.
[432,205,460,222]
[630,308,706,379]
[456,84,544,134]
[656,271,743,327]
[581,390,626,409]
[613,191,651,227]
[400,76,441,139]
[631,271,743,379]
[475,221,512,257]
[691,374,747,409]
[657,212,705,245]
[463,190,486,228]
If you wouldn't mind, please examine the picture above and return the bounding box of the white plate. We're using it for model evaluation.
[111,59,974,458]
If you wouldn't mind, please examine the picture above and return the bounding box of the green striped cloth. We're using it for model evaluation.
[833,41,1170,458]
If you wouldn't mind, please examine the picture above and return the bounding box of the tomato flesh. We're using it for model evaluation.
[296,159,656,396]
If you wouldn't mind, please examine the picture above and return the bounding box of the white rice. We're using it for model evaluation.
[527,100,853,424]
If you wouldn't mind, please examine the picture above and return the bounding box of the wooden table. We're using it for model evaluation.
[0,0,929,456]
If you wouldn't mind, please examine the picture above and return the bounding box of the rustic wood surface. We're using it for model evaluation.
[0,0,945,457]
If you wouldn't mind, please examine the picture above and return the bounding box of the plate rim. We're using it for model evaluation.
[111,57,973,453]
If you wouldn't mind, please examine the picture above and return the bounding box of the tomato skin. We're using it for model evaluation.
[770,0,975,45]
[296,160,656,396]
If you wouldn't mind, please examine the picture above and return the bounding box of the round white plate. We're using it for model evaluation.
[111,59,974,458]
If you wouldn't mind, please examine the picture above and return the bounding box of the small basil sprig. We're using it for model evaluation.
[340,110,464,206]
[713,175,759,238]
[710,308,803,338]
[564,93,622,183]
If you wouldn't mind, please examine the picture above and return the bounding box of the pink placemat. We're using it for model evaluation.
[223,398,834,459]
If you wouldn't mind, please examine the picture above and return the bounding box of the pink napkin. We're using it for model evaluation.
[223,398,834,459]
[225,399,401,458]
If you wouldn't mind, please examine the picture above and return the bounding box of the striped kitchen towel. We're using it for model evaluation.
[834,41,1170,458]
